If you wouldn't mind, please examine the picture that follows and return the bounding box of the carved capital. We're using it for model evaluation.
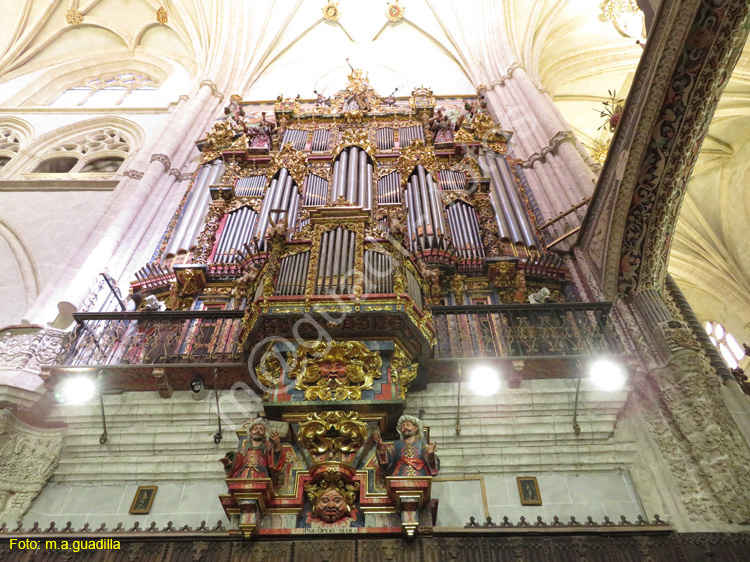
[200,80,224,102]
[0,327,68,376]
[168,168,191,181]
[0,410,64,523]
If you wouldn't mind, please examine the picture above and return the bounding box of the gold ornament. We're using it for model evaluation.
[322,2,341,21]
[65,8,83,25]
[331,128,378,163]
[409,87,435,110]
[267,143,308,191]
[450,274,466,303]
[156,6,168,24]
[297,411,369,457]
[304,470,359,515]
[397,139,438,186]
[203,121,238,154]
[386,1,405,22]
[390,343,417,398]
[289,340,382,401]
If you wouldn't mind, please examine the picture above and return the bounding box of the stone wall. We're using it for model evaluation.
[11,380,644,531]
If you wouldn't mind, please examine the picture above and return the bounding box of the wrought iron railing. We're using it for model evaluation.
[431,303,622,360]
[59,311,245,367]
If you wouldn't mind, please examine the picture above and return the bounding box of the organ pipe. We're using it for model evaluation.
[405,165,446,251]
[492,153,538,248]
[358,150,367,209]
[330,146,374,209]
[479,154,520,243]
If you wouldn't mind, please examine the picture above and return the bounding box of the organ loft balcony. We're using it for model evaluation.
[41,74,625,398]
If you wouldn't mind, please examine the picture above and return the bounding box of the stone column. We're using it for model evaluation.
[628,287,750,525]
[49,81,223,327]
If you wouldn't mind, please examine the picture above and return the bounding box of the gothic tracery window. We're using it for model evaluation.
[29,128,131,176]
[705,321,745,369]
[50,73,159,107]
[0,126,22,169]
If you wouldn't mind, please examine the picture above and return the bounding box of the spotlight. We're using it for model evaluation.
[190,377,208,400]
[467,364,501,395]
[57,376,97,404]
[589,359,626,391]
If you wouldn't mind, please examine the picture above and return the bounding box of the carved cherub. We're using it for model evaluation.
[266,215,290,240]
[386,208,408,242]
[419,262,441,302]
[276,117,288,144]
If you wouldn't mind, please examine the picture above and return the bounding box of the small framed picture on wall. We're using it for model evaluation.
[517,476,542,506]
[129,486,158,515]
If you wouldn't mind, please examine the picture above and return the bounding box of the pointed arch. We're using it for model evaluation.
[0,217,40,311]
[2,117,144,178]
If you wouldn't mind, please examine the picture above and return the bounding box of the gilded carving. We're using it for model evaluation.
[471,195,502,257]
[450,274,466,304]
[297,411,369,460]
[390,343,417,398]
[331,128,378,163]
[202,121,239,157]
[267,142,308,189]
[386,2,405,22]
[289,341,382,401]
[65,8,83,25]
[322,2,341,21]
[396,139,438,186]
[409,87,435,110]
[303,470,360,523]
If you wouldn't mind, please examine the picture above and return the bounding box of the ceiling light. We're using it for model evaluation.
[467,365,501,395]
[56,376,97,404]
[588,359,626,391]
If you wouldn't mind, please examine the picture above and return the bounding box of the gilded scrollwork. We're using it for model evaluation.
[267,143,308,189]
[331,128,378,163]
[297,411,369,458]
[390,343,417,398]
[289,340,382,401]
[396,139,438,186]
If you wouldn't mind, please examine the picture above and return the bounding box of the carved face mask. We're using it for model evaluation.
[319,361,348,385]
[313,489,348,523]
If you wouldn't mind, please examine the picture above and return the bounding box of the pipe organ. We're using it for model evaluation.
[127,68,571,366]
[162,160,225,261]
[311,129,330,152]
[140,67,560,321]
[235,175,266,197]
[106,66,579,538]
[213,206,259,263]
[377,171,401,204]
[405,164,447,252]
